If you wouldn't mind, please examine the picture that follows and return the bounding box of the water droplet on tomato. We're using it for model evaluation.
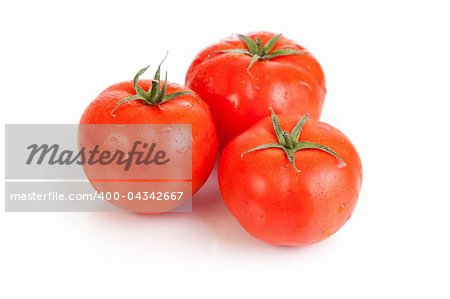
[109,136,119,145]
[339,203,346,213]
[299,81,312,90]
[228,94,239,109]
[179,101,193,108]
[337,160,347,169]
[177,145,190,153]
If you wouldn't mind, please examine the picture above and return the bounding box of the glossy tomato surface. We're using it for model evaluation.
[218,115,362,246]
[186,31,326,147]
[79,80,218,213]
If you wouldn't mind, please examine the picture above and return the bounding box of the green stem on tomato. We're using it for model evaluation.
[282,131,294,149]
[241,108,345,172]
[221,33,308,71]
[111,53,191,117]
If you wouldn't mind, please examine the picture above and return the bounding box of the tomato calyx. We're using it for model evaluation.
[222,34,308,72]
[241,109,346,172]
[111,54,191,116]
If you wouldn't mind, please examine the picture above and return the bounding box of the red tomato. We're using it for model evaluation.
[186,31,326,147]
[79,61,218,213]
[218,110,362,246]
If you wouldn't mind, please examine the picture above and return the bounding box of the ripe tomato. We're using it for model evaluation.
[186,31,326,147]
[218,110,362,246]
[79,59,218,213]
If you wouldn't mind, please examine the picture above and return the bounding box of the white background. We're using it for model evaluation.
[1,1,450,298]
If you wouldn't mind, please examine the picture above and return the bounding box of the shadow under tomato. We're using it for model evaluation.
[88,162,336,253]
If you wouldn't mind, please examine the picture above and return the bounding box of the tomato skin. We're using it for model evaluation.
[186,32,326,147]
[218,115,362,246]
[79,80,218,212]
